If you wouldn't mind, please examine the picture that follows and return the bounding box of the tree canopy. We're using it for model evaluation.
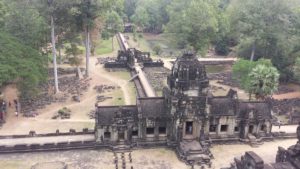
[248,64,279,100]
[0,32,47,97]
[233,59,279,100]
[228,0,300,81]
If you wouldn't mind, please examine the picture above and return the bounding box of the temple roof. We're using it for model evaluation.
[96,105,138,125]
[138,97,168,118]
[209,97,237,116]
[173,53,206,72]
[238,102,272,120]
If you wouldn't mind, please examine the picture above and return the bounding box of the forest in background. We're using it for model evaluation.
[0,0,300,97]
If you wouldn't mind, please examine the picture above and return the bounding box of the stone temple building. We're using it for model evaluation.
[95,53,273,165]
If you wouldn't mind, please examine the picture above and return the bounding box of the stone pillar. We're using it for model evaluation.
[195,121,200,139]
[154,126,159,139]
[228,122,235,136]
[112,128,118,142]
[204,119,210,135]
[216,124,221,136]
[125,130,128,141]
[139,121,144,139]
[244,125,249,138]
[254,124,258,135]
[96,129,102,142]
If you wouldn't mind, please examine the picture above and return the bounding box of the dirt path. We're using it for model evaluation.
[273,92,300,100]
[0,46,133,134]
[89,57,132,105]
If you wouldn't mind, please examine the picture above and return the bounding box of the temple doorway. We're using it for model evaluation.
[118,132,125,141]
[249,125,254,134]
[185,121,193,135]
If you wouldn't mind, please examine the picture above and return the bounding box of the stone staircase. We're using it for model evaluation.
[112,141,132,153]
[113,151,134,169]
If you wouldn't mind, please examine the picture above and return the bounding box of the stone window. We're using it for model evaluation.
[159,127,166,134]
[146,127,155,135]
[209,125,217,132]
[104,131,111,139]
[221,125,228,132]
[234,126,239,132]
[132,130,138,136]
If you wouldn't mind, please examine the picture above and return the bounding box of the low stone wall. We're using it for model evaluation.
[0,128,94,139]
[272,132,297,139]
[0,140,98,154]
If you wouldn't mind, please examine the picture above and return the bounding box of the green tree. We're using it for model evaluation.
[3,0,48,49]
[73,0,113,77]
[294,57,300,82]
[0,0,7,28]
[248,64,280,100]
[124,0,138,21]
[131,0,171,33]
[233,59,279,100]
[153,44,162,55]
[65,44,83,79]
[131,6,149,31]
[166,0,220,54]
[104,11,124,50]
[228,0,296,61]
[0,32,47,97]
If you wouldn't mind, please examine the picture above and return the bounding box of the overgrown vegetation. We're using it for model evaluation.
[233,59,279,100]
[0,0,124,97]
[125,0,300,82]
[0,32,47,97]
[0,0,300,98]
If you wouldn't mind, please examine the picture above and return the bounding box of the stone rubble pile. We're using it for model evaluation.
[97,95,113,102]
[208,72,297,95]
[94,85,118,94]
[144,67,170,91]
[96,57,115,65]
[21,76,91,117]
[208,72,240,87]
[88,110,96,119]
[48,67,85,76]
[267,98,300,116]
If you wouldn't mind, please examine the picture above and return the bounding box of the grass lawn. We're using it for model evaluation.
[59,36,119,61]
[106,69,137,105]
[95,36,120,56]
[110,89,125,105]
[206,65,231,74]
[95,38,113,55]
[106,69,132,80]
[124,33,182,59]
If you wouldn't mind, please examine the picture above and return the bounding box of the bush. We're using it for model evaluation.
[293,57,300,82]
[153,45,162,55]
[0,32,47,97]
[215,38,230,55]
